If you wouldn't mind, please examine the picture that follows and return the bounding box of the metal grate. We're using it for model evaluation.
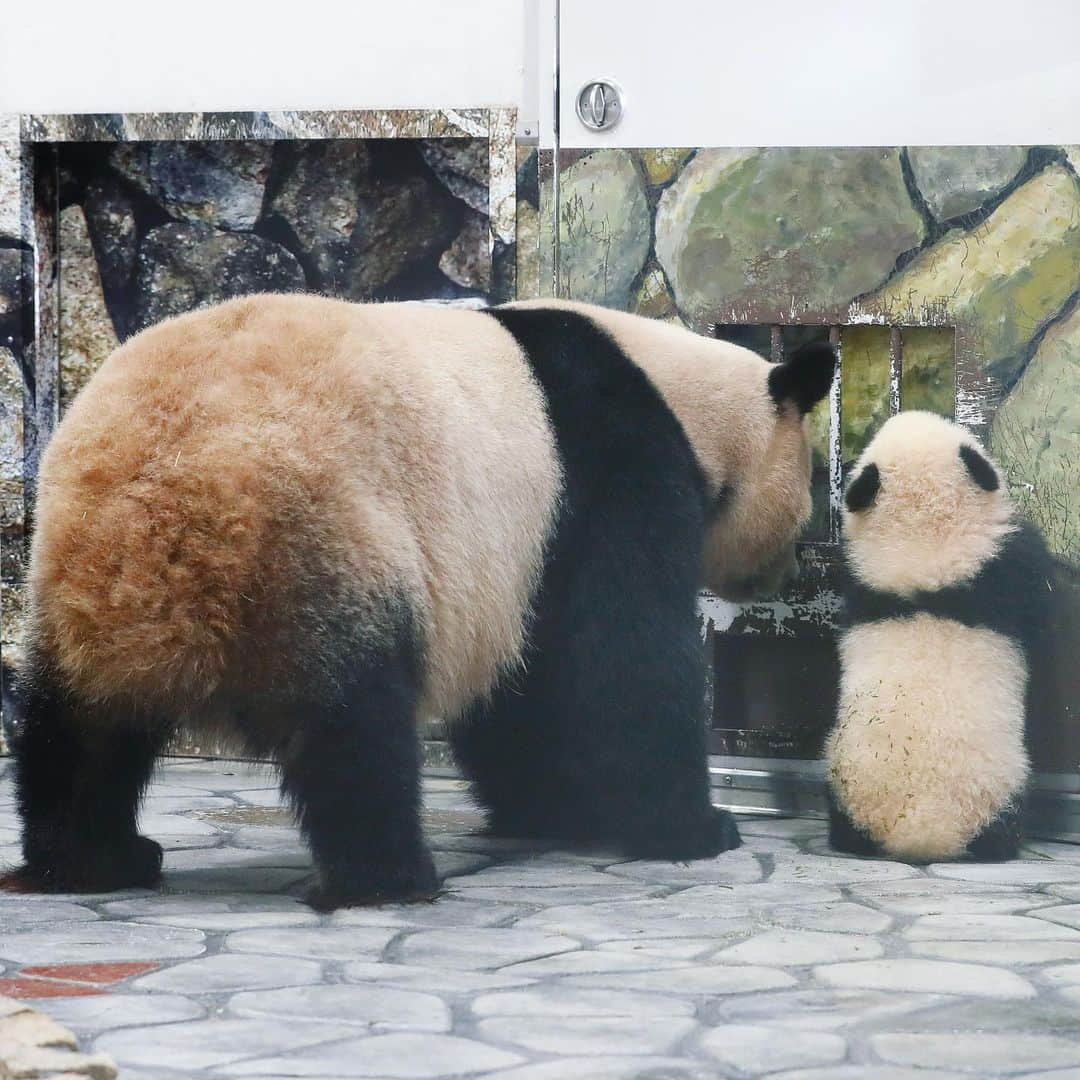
[715,324,957,544]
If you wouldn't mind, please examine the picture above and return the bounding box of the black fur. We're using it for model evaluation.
[451,306,741,860]
[272,610,438,910]
[826,787,883,857]
[967,801,1023,861]
[844,463,880,513]
[8,652,167,892]
[828,785,1023,863]
[960,443,1000,491]
[8,603,437,907]
[833,517,1066,862]
[767,342,837,415]
[710,482,734,520]
[841,518,1058,655]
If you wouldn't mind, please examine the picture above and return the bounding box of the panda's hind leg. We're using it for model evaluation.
[826,787,882,857]
[271,612,438,911]
[6,656,166,894]
[966,802,1023,861]
[452,602,742,861]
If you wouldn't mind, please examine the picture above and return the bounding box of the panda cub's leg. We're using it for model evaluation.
[276,621,438,911]
[7,657,166,893]
[826,787,882,857]
[966,802,1023,861]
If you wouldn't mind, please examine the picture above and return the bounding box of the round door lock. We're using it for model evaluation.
[575,80,623,131]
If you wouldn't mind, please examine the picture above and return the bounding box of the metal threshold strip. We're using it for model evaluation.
[709,756,1080,844]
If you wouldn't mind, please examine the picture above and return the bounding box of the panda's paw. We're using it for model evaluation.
[621,806,743,862]
[5,835,164,893]
[307,851,442,911]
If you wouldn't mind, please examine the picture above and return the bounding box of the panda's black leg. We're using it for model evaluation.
[448,697,552,841]
[7,660,165,893]
[826,787,882,857]
[571,617,742,861]
[967,802,1023,861]
[454,607,741,861]
[277,632,438,911]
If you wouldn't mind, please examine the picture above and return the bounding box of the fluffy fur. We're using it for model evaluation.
[7,294,832,906]
[826,412,1057,862]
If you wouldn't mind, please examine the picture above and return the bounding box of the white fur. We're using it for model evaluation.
[827,615,1028,860]
[843,411,1015,596]
[831,413,1030,860]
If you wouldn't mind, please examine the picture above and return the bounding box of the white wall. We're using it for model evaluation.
[560,0,1080,147]
[0,0,527,115]
[3,0,1076,146]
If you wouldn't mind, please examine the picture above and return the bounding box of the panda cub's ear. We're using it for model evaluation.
[768,342,837,415]
[959,443,1000,492]
[845,463,880,513]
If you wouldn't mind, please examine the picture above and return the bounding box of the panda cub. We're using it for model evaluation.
[4,294,835,909]
[826,411,1062,862]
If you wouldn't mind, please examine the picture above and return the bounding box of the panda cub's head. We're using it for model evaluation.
[843,411,1015,596]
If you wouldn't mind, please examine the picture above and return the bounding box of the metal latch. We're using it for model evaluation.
[575,80,623,131]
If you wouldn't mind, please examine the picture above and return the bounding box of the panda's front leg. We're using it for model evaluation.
[279,631,439,912]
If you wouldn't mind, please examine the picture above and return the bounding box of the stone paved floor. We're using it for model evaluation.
[3,760,1080,1078]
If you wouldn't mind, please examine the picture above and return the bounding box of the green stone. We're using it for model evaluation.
[638,148,693,187]
[632,264,677,320]
[991,304,1080,562]
[656,148,924,326]
[907,146,1027,221]
[841,325,893,462]
[515,201,540,301]
[863,166,1080,385]
[901,327,956,416]
[557,149,651,308]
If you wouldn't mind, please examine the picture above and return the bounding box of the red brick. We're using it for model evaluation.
[0,978,105,999]
[20,962,160,985]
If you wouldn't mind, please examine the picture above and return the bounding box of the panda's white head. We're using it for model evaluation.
[842,411,1015,596]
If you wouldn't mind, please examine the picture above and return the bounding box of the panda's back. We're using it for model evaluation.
[29,294,561,718]
[828,613,1029,860]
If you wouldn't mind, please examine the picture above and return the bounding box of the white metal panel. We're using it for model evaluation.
[559,0,1080,147]
[0,0,526,114]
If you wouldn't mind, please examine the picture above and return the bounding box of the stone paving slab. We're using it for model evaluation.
[1,758,1080,1076]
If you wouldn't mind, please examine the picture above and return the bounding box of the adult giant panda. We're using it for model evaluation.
[826,411,1074,862]
[5,294,834,909]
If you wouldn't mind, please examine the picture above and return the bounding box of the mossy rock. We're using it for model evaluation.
[991,304,1080,562]
[557,150,651,308]
[907,146,1026,222]
[863,166,1080,386]
[656,148,924,325]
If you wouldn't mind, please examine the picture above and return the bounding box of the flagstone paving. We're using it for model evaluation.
[1,758,1080,1077]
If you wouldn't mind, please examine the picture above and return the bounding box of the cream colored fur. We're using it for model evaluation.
[843,411,1015,596]
[827,616,1029,860]
[29,294,561,722]
[509,300,814,596]
[30,294,817,732]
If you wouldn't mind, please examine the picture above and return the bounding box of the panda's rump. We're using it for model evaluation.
[827,614,1029,859]
[26,295,560,723]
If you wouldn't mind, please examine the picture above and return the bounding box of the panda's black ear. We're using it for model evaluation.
[959,443,1000,492]
[845,463,880,513]
[768,343,837,415]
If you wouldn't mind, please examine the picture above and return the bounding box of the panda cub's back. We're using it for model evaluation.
[829,613,1029,860]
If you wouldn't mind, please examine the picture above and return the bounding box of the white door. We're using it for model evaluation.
[546,0,1080,799]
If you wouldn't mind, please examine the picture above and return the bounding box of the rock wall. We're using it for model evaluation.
[0,131,502,746]
[542,145,1080,562]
